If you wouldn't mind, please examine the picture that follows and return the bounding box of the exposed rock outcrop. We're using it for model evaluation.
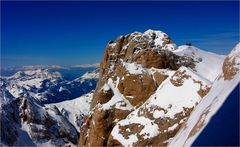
[1,95,79,146]
[223,43,240,80]
[79,30,214,146]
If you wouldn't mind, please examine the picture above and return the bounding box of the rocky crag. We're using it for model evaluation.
[79,30,238,146]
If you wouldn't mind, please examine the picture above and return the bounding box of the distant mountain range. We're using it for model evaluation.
[1,68,99,146]
[1,68,99,104]
[1,63,100,72]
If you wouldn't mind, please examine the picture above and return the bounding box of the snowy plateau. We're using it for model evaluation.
[1,30,240,147]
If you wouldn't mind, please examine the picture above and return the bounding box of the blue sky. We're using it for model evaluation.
[1,1,239,67]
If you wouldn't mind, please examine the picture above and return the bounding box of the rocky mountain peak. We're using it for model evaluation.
[79,30,216,146]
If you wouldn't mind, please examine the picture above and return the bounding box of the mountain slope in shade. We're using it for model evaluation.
[79,30,237,146]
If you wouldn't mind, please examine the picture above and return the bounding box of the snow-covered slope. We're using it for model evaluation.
[169,43,240,146]
[109,66,211,146]
[169,70,239,146]
[46,91,94,130]
[173,45,225,82]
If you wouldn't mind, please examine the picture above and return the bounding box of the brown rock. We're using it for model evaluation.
[153,72,168,86]
[133,49,179,69]
[79,107,131,146]
[170,70,191,87]
[107,105,194,146]
[223,57,239,80]
[91,88,113,110]
[118,74,157,107]
[186,109,210,145]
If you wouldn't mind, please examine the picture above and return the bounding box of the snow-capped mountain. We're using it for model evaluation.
[79,30,239,146]
[1,64,99,72]
[1,69,98,104]
[0,69,62,104]
[1,69,98,146]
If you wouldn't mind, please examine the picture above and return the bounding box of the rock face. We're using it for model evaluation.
[79,30,219,146]
[222,43,240,80]
[1,95,79,146]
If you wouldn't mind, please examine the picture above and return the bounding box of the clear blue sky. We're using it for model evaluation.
[1,1,239,67]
